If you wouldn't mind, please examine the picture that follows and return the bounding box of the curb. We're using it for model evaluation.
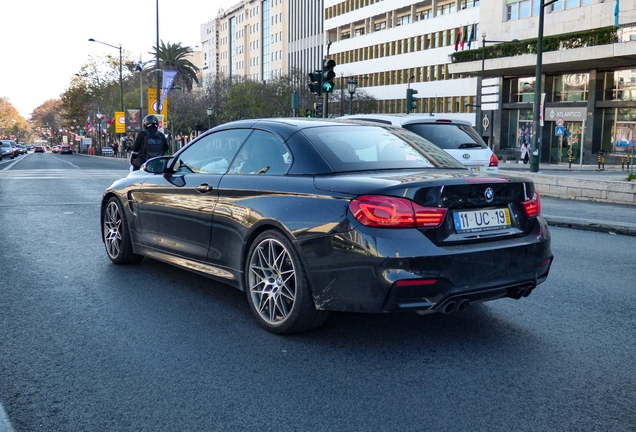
[500,170,636,205]
[544,215,636,236]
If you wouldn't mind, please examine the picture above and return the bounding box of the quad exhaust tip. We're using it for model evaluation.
[441,298,470,314]
[508,284,536,300]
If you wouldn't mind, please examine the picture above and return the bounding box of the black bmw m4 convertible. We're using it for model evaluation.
[101,118,552,334]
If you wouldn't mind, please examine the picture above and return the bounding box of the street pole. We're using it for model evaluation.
[478,35,485,137]
[155,0,161,120]
[118,45,123,113]
[139,70,144,119]
[531,0,557,173]
[88,38,124,144]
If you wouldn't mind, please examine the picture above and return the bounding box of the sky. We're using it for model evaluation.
[1,0,238,118]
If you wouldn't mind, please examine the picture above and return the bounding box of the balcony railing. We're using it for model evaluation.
[450,26,623,64]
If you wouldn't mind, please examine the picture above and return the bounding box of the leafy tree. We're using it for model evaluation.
[222,78,271,120]
[31,99,64,144]
[0,98,29,141]
[151,41,200,92]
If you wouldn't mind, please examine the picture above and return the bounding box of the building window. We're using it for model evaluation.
[416,9,432,20]
[551,0,564,11]
[604,70,636,101]
[397,15,410,26]
[374,21,386,31]
[553,73,589,102]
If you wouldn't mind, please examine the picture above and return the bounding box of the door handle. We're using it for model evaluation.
[195,183,213,193]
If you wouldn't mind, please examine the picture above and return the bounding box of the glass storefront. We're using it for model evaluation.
[601,70,636,154]
[549,121,583,164]
[603,108,636,153]
[501,70,636,163]
[507,109,533,150]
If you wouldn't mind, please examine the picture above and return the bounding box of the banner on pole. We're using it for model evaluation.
[115,111,126,133]
[148,88,168,119]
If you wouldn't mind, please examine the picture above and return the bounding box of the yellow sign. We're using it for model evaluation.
[115,111,126,133]
[148,88,168,119]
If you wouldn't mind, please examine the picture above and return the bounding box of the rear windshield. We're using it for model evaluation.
[302,125,465,172]
[403,123,487,150]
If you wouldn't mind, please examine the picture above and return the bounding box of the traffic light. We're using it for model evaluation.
[314,102,323,118]
[322,59,336,93]
[308,70,322,96]
[406,88,418,113]
[305,108,313,118]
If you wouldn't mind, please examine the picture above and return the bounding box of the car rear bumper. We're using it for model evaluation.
[299,217,552,314]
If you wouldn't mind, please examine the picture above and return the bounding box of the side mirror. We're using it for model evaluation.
[143,156,172,174]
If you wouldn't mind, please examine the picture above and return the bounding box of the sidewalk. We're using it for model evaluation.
[500,163,636,236]
[89,153,636,236]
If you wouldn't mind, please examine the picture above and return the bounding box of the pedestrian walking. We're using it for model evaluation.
[520,140,530,164]
[112,142,119,158]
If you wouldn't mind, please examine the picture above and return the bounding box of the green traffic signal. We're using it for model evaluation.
[322,58,336,93]
[406,88,418,113]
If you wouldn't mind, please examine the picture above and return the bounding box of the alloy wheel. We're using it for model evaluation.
[104,200,123,259]
[248,238,297,326]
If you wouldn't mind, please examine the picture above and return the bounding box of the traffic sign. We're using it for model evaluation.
[556,117,564,127]
[482,115,490,130]
[555,126,565,136]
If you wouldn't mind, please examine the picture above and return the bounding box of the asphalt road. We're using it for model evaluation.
[1,153,635,431]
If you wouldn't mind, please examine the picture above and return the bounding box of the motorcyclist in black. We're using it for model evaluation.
[130,115,169,171]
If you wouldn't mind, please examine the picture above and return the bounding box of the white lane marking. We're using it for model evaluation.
[0,402,15,432]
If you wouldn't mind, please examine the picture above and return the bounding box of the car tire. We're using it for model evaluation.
[245,230,328,334]
[103,196,144,264]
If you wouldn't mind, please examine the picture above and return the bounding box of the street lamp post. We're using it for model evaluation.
[207,107,213,130]
[135,60,154,120]
[347,78,358,115]
[88,38,123,113]
[155,0,161,118]
[531,0,558,173]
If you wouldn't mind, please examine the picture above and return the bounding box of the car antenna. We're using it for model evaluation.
[429,95,436,117]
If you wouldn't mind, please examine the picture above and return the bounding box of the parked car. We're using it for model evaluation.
[60,144,73,154]
[1,140,14,160]
[346,114,499,173]
[34,146,45,153]
[101,118,552,334]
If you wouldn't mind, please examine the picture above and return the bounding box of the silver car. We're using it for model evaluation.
[1,140,15,160]
[346,114,499,173]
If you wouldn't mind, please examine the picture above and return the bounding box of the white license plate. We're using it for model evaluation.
[453,208,511,233]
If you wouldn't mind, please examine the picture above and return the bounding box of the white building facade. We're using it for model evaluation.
[450,0,636,164]
[324,0,482,123]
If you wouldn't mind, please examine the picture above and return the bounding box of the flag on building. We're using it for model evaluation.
[467,24,475,49]
[461,26,468,50]
[455,27,461,51]
[615,0,620,27]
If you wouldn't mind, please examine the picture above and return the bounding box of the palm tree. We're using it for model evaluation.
[151,41,200,91]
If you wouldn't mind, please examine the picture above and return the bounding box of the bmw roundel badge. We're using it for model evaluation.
[484,187,494,202]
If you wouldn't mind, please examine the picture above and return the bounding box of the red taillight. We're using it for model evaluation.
[489,153,499,167]
[395,279,437,287]
[522,191,541,218]
[349,195,447,228]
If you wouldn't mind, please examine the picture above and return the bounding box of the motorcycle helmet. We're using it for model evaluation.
[143,115,159,129]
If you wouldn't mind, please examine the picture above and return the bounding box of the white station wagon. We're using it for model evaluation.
[346,114,499,173]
